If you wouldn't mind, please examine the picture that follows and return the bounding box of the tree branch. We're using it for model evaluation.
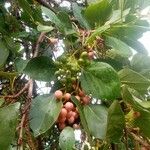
[127,130,150,149]
[33,32,46,58]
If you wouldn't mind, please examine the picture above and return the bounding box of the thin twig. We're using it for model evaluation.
[33,32,46,58]
[124,128,129,150]
[128,131,150,149]
[3,82,30,99]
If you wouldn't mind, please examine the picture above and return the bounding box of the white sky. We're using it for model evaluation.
[139,32,150,55]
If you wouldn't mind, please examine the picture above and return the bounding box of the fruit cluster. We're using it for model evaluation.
[54,90,91,130]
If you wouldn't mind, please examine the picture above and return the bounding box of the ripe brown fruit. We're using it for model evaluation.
[54,90,63,100]
[58,123,66,130]
[60,108,67,117]
[64,102,74,111]
[133,111,141,118]
[88,51,94,59]
[66,111,73,119]
[82,96,90,105]
[64,93,71,101]
[58,117,66,123]
[78,89,85,97]
[68,116,75,124]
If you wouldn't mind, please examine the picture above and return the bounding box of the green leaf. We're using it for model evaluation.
[72,3,90,29]
[83,104,108,139]
[122,86,150,138]
[57,11,75,35]
[37,24,54,32]
[105,8,130,25]
[118,68,150,95]
[131,53,150,72]
[122,86,150,110]
[41,6,62,30]
[59,127,75,150]
[0,41,9,68]
[15,58,29,73]
[29,94,62,137]
[0,102,20,150]
[24,56,56,81]
[84,0,112,27]
[134,109,150,138]
[80,61,121,100]
[106,100,125,143]
[123,37,148,54]
[18,0,34,21]
[71,96,91,141]
[0,99,4,107]
[105,36,132,58]
[86,24,110,44]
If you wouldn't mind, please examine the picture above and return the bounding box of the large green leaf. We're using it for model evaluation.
[83,104,108,139]
[118,68,150,95]
[108,25,149,54]
[0,41,9,69]
[29,94,62,137]
[125,38,148,54]
[15,58,29,73]
[122,86,150,138]
[18,0,34,21]
[134,109,150,138]
[72,3,90,29]
[41,6,62,30]
[84,0,112,27]
[105,36,132,58]
[0,98,4,107]
[59,127,75,150]
[71,96,91,141]
[105,8,130,25]
[0,102,20,150]
[57,11,75,35]
[24,56,56,81]
[80,61,121,100]
[106,100,125,143]
[131,53,150,72]
[86,25,110,44]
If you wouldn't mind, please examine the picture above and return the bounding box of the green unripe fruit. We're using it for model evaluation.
[78,58,85,66]
[71,77,76,82]
[80,51,88,59]
[55,71,60,76]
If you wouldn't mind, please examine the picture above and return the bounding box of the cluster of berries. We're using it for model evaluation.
[54,90,91,130]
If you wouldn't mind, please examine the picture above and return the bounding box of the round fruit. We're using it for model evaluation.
[58,123,66,130]
[133,111,141,118]
[82,96,90,105]
[78,90,85,97]
[54,90,63,100]
[78,58,85,66]
[66,111,73,119]
[88,51,94,59]
[59,117,66,123]
[64,102,74,111]
[60,108,67,117]
[80,51,88,59]
[68,116,75,124]
[64,93,71,101]
[73,124,80,129]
